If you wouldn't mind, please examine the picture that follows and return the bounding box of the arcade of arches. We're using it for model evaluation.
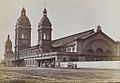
[83,39,113,61]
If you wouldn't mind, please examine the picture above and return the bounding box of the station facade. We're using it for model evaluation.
[4,8,120,67]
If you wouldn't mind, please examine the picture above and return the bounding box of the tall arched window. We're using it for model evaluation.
[63,57,66,62]
[21,34,25,39]
[86,49,94,55]
[96,48,103,56]
[43,33,47,40]
[104,50,112,56]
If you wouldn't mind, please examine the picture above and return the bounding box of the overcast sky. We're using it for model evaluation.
[0,0,120,60]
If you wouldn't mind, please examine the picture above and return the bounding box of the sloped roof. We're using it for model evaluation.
[38,15,52,27]
[5,35,12,47]
[81,31,116,43]
[52,29,95,47]
[18,45,39,53]
[38,8,52,28]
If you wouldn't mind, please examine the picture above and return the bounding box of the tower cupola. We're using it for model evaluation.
[16,7,31,27]
[43,8,47,15]
[5,35,12,53]
[21,7,26,15]
[15,7,31,59]
[38,8,52,53]
[38,8,52,28]
[5,35,12,47]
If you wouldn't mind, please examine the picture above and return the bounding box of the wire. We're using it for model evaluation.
[44,0,46,8]
[23,0,24,7]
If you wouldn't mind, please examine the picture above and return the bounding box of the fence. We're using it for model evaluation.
[60,61,120,69]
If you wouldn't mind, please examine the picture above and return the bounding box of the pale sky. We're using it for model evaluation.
[0,0,120,60]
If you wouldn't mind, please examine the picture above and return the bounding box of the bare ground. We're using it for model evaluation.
[0,67,120,83]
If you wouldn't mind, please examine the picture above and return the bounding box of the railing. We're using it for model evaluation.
[19,54,39,59]
[42,52,58,56]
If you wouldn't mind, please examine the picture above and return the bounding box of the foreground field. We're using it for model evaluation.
[0,67,120,83]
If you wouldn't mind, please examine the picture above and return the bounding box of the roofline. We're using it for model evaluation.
[52,29,94,42]
[82,31,116,43]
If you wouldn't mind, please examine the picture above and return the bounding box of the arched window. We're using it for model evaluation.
[47,34,49,40]
[104,50,112,56]
[63,57,66,62]
[86,49,94,55]
[43,33,47,40]
[72,46,75,52]
[96,48,103,56]
[21,34,25,39]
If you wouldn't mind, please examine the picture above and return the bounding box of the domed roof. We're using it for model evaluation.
[38,8,52,27]
[5,35,12,47]
[16,8,31,26]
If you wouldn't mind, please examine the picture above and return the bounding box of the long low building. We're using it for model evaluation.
[3,7,120,67]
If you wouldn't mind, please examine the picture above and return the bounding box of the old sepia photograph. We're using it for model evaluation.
[0,0,120,83]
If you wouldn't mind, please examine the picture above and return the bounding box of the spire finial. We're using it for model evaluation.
[21,7,26,16]
[43,8,47,15]
[23,0,24,8]
[44,0,47,8]
[8,34,10,39]
[97,25,102,32]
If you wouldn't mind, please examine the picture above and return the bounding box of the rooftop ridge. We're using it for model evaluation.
[53,29,94,41]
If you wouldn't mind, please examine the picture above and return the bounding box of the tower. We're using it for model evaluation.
[15,8,31,59]
[5,35,12,54]
[4,35,14,67]
[38,8,52,53]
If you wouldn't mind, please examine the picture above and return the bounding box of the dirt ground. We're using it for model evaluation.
[0,67,120,83]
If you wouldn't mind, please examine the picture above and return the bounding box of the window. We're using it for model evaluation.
[66,46,75,52]
[63,57,66,62]
[21,34,25,39]
[66,47,71,52]
[72,46,75,52]
[70,56,78,61]
[104,50,112,56]
[86,49,94,55]
[43,33,47,40]
[96,48,103,55]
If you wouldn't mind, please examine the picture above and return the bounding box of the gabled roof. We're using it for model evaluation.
[52,29,95,47]
[81,31,116,43]
[79,25,116,43]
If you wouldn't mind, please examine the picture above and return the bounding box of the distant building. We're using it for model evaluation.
[4,35,14,67]
[4,8,120,67]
